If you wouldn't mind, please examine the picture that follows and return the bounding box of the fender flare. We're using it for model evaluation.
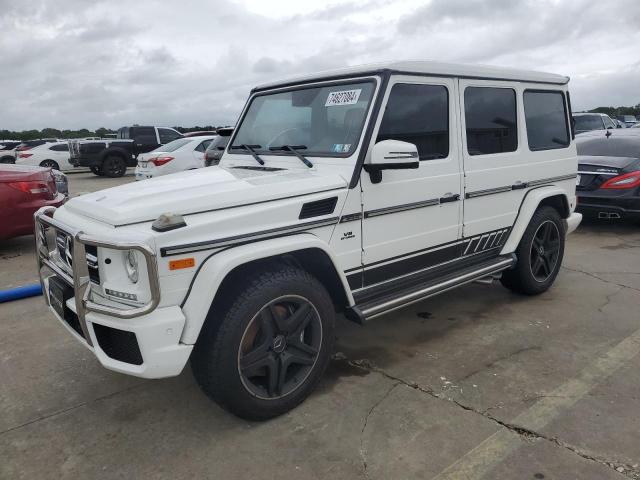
[500,186,571,255]
[100,147,131,163]
[180,233,354,344]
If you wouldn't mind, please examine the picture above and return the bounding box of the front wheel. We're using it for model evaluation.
[501,206,565,295]
[191,266,335,420]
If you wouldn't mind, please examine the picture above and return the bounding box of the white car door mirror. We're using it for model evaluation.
[364,139,419,184]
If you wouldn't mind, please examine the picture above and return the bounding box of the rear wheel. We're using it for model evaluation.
[501,206,565,295]
[39,160,60,170]
[90,165,104,176]
[191,266,335,420]
[102,156,126,177]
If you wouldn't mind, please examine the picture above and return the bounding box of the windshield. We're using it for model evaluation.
[152,138,191,152]
[231,80,375,156]
[577,137,640,158]
[574,115,603,131]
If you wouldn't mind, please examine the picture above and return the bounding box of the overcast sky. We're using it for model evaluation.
[1,0,639,131]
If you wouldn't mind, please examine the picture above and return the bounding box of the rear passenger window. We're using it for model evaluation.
[377,83,449,160]
[524,91,569,150]
[464,87,517,155]
[50,144,69,152]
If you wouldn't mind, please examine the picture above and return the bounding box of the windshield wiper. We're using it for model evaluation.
[269,145,313,168]
[229,144,265,165]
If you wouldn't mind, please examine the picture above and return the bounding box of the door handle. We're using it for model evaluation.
[511,181,528,190]
[439,193,460,204]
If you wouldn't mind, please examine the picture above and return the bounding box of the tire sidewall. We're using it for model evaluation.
[517,207,565,293]
[103,156,126,177]
[193,267,335,419]
[40,160,60,170]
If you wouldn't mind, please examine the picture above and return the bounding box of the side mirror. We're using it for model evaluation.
[364,140,419,184]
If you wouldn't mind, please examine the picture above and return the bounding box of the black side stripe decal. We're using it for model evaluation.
[364,197,442,218]
[465,174,577,199]
[345,227,511,291]
[161,217,340,256]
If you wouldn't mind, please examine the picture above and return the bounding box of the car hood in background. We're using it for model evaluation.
[63,166,348,226]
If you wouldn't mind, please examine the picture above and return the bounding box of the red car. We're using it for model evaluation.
[0,164,67,240]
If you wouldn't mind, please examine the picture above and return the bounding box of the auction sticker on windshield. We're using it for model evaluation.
[325,89,361,106]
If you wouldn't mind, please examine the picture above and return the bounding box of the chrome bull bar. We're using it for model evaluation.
[34,206,161,345]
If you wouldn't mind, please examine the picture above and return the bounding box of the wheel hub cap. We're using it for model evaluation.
[272,335,286,353]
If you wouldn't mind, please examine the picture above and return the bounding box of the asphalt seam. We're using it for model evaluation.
[359,382,401,480]
[0,382,147,437]
[562,266,640,293]
[345,358,640,479]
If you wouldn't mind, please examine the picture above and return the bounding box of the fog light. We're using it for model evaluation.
[105,288,138,301]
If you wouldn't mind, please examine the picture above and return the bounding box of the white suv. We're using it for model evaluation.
[34,61,582,420]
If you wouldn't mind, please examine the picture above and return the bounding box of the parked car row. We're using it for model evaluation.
[572,112,639,134]
[576,128,640,221]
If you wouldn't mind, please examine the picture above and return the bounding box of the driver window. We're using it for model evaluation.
[376,83,449,160]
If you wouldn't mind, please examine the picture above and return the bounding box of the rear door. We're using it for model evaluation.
[358,75,463,290]
[460,81,574,240]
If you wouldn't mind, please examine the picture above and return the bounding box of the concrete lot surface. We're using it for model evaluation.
[1,171,640,479]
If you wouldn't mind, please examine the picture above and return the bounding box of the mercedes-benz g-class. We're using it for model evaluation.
[35,61,582,420]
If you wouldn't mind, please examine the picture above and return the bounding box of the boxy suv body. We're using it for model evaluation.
[35,61,581,420]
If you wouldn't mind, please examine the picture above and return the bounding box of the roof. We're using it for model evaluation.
[573,112,609,117]
[253,60,569,92]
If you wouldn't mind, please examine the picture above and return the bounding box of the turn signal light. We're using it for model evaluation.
[601,171,640,189]
[169,258,195,270]
[150,156,174,166]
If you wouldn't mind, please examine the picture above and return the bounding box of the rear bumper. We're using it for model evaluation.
[565,212,582,234]
[576,192,640,219]
[0,194,65,240]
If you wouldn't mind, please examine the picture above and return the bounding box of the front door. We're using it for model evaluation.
[359,75,463,291]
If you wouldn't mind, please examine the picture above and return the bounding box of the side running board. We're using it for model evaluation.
[353,255,516,321]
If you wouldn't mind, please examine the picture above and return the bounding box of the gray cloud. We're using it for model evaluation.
[0,0,639,131]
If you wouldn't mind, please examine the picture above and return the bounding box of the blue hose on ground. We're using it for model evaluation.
[0,284,43,303]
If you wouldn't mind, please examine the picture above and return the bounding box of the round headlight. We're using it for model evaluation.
[124,250,139,283]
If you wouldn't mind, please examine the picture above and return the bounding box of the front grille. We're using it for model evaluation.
[55,233,100,284]
[93,324,143,365]
[85,245,100,284]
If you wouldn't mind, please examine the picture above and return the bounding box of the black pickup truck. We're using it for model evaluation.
[69,126,183,177]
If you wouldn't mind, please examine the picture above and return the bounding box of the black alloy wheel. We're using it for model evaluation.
[102,156,126,177]
[238,295,322,399]
[529,220,561,282]
[40,160,60,170]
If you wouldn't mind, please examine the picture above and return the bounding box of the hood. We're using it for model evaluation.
[63,166,348,226]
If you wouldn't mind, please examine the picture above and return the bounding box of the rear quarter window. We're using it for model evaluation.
[524,90,570,151]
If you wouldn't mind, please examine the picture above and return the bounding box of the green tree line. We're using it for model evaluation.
[587,104,640,118]
[1,125,229,141]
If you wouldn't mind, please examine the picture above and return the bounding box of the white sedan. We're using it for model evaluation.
[14,141,87,172]
[135,136,216,180]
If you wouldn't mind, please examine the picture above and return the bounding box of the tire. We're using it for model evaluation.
[39,160,60,171]
[191,265,335,420]
[102,156,127,177]
[90,165,104,176]
[500,206,565,295]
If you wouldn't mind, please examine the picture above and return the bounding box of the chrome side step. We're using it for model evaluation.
[359,256,515,320]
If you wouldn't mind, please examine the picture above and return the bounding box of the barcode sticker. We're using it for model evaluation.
[325,89,362,106]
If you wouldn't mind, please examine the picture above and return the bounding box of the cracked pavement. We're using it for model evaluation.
[2,175,640,479]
